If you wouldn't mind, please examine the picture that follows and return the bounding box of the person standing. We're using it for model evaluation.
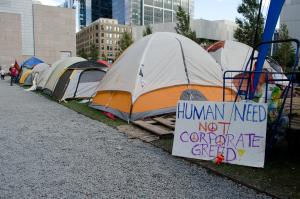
[9,65,18,86]
[0,67,5,80]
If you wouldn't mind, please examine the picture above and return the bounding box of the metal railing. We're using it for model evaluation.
[223,70,298,128]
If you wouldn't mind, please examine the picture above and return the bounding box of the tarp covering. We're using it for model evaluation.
[21,57,44,69]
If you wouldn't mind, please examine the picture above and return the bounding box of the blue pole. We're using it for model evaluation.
[251,0,285,99]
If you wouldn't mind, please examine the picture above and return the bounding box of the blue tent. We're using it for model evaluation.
[21,57,44,69]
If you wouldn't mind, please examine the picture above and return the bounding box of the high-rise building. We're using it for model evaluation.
[281,0,300,41]
[91,0,112,21]
[62,0,76,8]
[113,0,194,25]
[77,0,112,29]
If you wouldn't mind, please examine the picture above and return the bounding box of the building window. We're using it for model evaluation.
[164,0,172,9]
[144,6,154,25]
[101,33,104,37]
[96,25,98,30]
[144,0,153,6]
[154,0,163,7]
[164,10,172,23]
[174,0,181,8]
[154,8,163,24]
[96,39,99,43]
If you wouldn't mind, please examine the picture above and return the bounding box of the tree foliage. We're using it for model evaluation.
[119,32,133,53]
[143,25,153,36]
[89,43,99,61]
[101,53,108,61]
[175,6,197,42]
[78,48,88,59]
[272,24,295,71]
[234,0,264,47]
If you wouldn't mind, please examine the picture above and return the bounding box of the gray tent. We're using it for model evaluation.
[52,61,107,101]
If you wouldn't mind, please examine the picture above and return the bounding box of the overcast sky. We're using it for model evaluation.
[38,0,271,22]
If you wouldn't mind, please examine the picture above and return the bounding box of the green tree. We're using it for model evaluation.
[119,32,133,53]
[234,0,264,47]
[101,53,108,61]
[143,24,153,36]
[175,6,197,42]
[78,49,88,59]
[273,24,295,72]
[89,43,99,61]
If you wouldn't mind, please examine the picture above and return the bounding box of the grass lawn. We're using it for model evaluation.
[62,100,125,127]
[32,89,125,127]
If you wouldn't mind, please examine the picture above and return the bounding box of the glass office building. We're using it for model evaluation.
[77,0,112,29]
[113,0,194,25]
[91,0,112,22]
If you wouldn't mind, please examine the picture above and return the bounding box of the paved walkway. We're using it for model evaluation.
[0,80,269,198]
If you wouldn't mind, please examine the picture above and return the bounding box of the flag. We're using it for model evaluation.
[14,60,21,72]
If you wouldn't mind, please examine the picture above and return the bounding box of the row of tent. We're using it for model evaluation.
[18,32,287,121]
[19,57,108,101]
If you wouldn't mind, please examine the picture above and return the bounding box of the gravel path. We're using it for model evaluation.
[0,80,270,198]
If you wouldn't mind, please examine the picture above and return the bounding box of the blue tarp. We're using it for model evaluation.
[21,57,44,69]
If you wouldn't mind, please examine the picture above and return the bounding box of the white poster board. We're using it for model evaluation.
[172,101,268,168]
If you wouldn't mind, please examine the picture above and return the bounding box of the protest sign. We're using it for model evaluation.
[172,101,268,168]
